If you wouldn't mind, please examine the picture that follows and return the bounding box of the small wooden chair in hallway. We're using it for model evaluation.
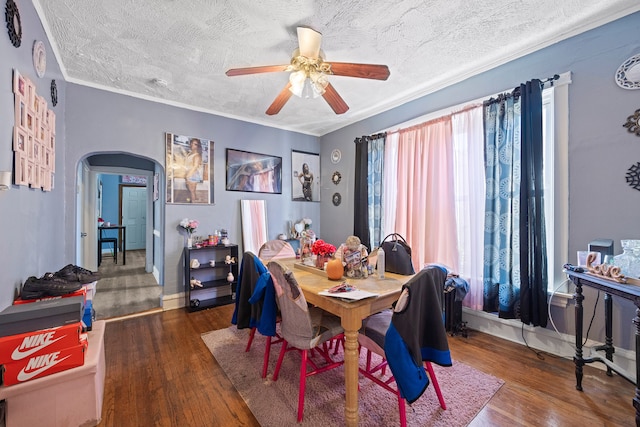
[98,237,118,266]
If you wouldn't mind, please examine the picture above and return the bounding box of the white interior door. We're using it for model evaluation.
[123,186,147,250]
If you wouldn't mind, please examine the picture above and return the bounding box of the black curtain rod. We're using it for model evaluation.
[354,133,385,143]
[540,74,560,86]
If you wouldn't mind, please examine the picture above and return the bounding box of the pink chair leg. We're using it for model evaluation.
[298,350,308,422]
[262,336,272,378]
[272,340,288,381]
[425,362,446,409]
[245,327,256,352]
[398,394,407,427]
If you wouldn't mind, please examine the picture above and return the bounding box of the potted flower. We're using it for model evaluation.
[311,239,337,269]
[179,218,199,248]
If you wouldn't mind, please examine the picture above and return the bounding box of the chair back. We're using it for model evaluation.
[232,252,267,329]
[267,261,316,349]
[390,265,450,365]
[258,240,296,261]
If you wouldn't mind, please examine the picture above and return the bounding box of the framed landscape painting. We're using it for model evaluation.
[226,149,282,194]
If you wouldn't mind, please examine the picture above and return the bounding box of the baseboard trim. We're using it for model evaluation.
[163,292,185,311]
[463,307,636,379]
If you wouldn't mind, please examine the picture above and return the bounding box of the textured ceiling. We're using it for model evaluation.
[34,0,640,136]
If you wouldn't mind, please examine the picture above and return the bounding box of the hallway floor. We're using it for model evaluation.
[93,249,162,319]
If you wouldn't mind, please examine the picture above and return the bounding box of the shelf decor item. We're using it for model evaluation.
[179,218,199,248]
[184,244,239,312]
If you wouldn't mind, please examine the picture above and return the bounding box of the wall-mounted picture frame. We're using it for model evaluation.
[292,150,320,202]
[165,132,214,204]
[14,152,27,186]
[226,148,282,194]
[13,127,26,153]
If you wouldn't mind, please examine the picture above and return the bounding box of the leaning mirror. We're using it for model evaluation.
[240,199,268,255]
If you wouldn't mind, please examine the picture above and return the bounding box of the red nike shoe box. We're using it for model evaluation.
[1,340,87,386]
[0,322,82,365]
[12,287,87,305]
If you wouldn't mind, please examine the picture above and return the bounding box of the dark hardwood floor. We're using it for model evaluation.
[99,305,635,427]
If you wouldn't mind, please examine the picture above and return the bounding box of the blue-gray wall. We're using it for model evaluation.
[1,1,639,353]
[0,1,68,309]
[319,12,640,350]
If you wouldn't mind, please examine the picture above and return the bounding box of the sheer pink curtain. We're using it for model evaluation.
[451,106,485,310]
[393,117,459,272]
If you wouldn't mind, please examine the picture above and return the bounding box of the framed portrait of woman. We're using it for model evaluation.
[165,132,214,204]
[292,150,320,202]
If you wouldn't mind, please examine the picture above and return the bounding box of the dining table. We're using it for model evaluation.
[279,258,412,427]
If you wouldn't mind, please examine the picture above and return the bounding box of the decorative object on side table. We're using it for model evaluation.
[5,0,21,48]
[179,218,199,248]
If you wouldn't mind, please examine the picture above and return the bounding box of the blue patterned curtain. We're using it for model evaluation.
[367,135,385,249]
[482,93,521,318]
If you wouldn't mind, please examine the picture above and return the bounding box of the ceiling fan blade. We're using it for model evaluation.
[266,82,294,115]
[297,27,322,59]
[226,65,289,77]
[328,62,390,80]
[322,83,349,115]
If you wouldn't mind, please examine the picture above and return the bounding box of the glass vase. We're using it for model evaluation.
[315,254,328,269]
[300,235,312,265]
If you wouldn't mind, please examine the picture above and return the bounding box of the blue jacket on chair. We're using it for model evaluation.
[231,253,277,336]
[384,265,452,404]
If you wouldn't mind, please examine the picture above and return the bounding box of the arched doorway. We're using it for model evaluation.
[76,152,165,319]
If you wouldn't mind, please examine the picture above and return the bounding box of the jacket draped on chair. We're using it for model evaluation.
[384,265,452,403]
[231,252,277,336]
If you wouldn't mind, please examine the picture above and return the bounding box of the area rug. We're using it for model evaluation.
[202,327,504,426]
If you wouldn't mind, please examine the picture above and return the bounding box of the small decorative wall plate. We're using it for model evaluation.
[33,40,46,78]
[627,162,640,192]
[50,80,58,106]
[331,171,341,185]
[331,149,341,164]
[332,192,341,206]
[5,0,21,48]
[623,109,640,136]
[615,54,640,90]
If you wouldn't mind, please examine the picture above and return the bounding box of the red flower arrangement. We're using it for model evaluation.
[311,239,336,257]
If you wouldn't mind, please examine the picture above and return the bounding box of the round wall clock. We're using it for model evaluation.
[615,54,640,90]
[5,0,22,48]
[331,171,342,185]
[331,149,342,164]
[50,80,58,107]
[332,192,342,206]
[33,40,46,78]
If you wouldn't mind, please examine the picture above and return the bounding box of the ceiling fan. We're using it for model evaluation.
[226,27,390,115]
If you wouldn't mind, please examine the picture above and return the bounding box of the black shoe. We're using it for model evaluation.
[22,273,83,299]
[54,264,100,284]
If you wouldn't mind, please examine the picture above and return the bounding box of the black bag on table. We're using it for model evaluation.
[380,233,415,275]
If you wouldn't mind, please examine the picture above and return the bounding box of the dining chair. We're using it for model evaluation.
[231,252,282,378]
[267,260,345,423]
[358,265,451,427]
[258,239,296,261]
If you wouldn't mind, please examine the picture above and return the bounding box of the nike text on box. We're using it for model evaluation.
[12,288,87,305]
[0,322,82,365]
[1,340,87,386]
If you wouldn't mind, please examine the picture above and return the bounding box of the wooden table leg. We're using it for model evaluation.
[341,312,363,427]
